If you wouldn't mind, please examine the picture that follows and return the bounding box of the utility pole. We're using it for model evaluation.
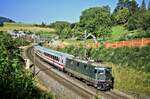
[84,30,98,60]
[33,33,36,76]
[84,30,87,59]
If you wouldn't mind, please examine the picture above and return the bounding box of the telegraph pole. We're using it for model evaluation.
[84,30,97,60]
[84,30,87,59]
[33,33,36,76]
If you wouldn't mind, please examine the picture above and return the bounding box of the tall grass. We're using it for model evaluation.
[109,25,128,41]
[111,63,150,95]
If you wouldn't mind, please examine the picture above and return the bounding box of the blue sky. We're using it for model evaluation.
[0,0,149,24]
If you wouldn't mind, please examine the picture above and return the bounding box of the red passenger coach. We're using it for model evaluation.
[34,45,73,70]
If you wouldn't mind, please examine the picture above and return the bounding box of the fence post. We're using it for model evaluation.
[131,40,133,47]
[142,38,144,46]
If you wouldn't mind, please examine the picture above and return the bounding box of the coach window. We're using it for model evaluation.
[77,62,79,67]
[62,59,63,63]
[71,61,73,65]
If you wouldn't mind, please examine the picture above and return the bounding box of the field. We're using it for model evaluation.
[111,63,150,95]
[109,25,129,41]
[0,22,56,34]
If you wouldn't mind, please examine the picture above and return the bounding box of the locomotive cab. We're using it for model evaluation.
[95,67,113,90]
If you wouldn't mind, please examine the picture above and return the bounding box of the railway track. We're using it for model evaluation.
[26,46,133,99]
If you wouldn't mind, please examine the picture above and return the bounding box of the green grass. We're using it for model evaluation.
[111,63,150,95]
[0,22,56,34]
[109,25,129,41]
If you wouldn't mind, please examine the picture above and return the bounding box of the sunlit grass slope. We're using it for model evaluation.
[0,22,56,34]
[109,25,129,41]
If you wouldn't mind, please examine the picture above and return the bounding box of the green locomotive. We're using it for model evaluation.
[65,58,113,90]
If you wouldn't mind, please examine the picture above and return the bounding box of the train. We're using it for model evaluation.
[34,45,114,90]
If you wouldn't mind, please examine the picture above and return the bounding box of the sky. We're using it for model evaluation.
[0,0,149,24]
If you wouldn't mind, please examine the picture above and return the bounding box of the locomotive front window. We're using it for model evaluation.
[94,69,104,74]
[98,70,104,74]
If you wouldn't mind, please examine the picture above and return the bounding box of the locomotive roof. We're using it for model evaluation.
[34,45,74,57]
[69,58,110,68]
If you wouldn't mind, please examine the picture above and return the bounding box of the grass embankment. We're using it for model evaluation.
[112,64,150,95]
[109,25,129,41]
[0,22,56,35]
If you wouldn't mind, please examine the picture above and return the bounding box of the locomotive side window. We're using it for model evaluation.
[98,70,104,74]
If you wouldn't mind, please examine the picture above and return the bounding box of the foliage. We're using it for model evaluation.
[0,22,3,27]
[119,30,150,40]
[140,0,146,12]
[127,10,150,31]
[50,21,71,39]
[112,8,130,24]
[0,32,53,98]
[14,37,30,47]
[109,25,129,41]
[126,13,140,30]
[112,0,139,25]
[79,6,112,40]
[112,64,150,95]
[128,0,138,15]
[114,0,125,12]
[139,10,150,31]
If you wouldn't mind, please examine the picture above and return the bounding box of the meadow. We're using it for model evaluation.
[0,22,56,34]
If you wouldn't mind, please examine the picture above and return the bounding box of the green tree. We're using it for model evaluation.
[139,0,146,15]
[114,0,125,12]
[128,0,138,15]
[0,22,3,27]
[79,6,112,40]
[140,10,150,31]
[50,21,71,38]
[41,22,46,27]
[113,8,130,24]
[148,1,150,10]
[127,14,141,30]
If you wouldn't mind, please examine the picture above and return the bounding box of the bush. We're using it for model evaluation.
[0,33,53,98]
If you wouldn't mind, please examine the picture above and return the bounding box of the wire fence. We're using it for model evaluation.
[104,38,150,48]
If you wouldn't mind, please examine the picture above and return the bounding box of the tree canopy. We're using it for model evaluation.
[78,6,112,40]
